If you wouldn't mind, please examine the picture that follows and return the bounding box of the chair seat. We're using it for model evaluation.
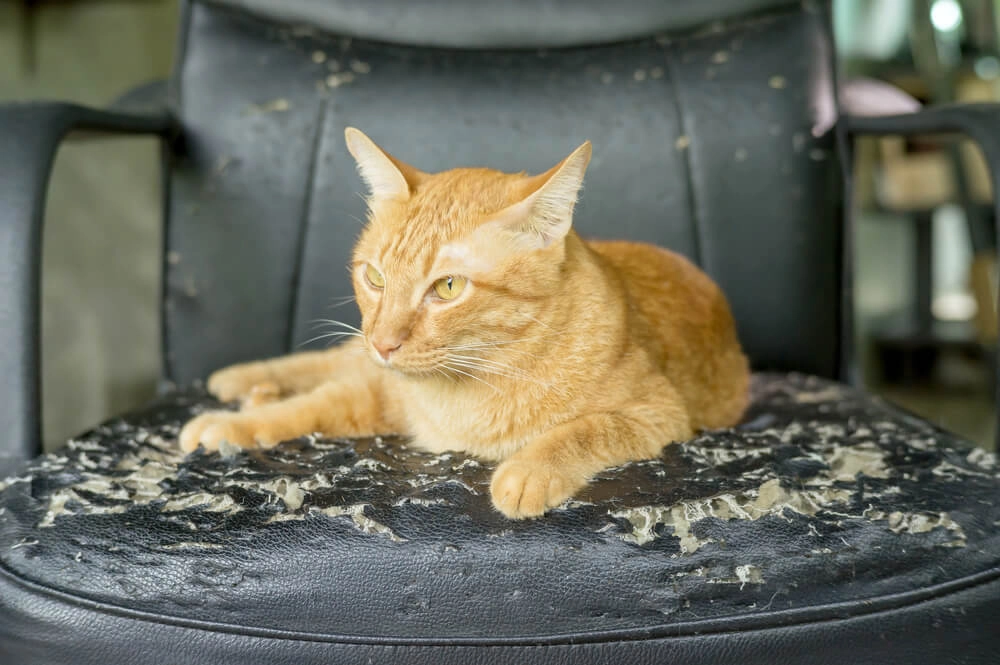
[1,373,998,664]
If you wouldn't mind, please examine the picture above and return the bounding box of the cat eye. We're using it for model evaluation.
[433,275,468,301]
[364,264,385,289]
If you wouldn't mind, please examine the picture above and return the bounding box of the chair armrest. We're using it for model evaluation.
[0,97,175,478]
[846,103,1000,448]
[847,103,1000,208]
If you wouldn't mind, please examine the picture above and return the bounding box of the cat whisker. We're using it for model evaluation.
[309,318,364,334]
[443,332,563,351]
[523,314,555,331]
[440,340,564,361]
[444,339,530,350]
[432,367,456,383]
[301,330,360,339]
[440,363,500,393]
[443,356,553,388]
[444,358,522,377]
[441,346,537,362]
[449,365,555,392]
[297,331,363,348]
[326,296,357,309]
[444,361,529,384]
[310,324,356,334]
[310,322,360,333]
[445,354,530,376]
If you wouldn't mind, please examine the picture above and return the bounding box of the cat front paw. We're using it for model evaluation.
[207,364,277,404]
[179,412,284,453]
[490,458,583,519]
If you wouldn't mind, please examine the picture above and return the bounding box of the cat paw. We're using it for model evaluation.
[490,459,581,519]
[242,382,283,408]
[178,412,284,453]
[206,364,273,403]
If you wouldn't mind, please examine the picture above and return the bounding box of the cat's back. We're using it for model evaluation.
[585,238,749,429]
[586,239,724,330]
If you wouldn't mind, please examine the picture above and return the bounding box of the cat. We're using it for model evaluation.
[178,128,750,519]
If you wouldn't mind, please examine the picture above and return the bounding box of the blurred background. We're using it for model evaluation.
[0,0,997,451]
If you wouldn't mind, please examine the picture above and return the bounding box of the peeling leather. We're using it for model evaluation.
[1,373,998,639]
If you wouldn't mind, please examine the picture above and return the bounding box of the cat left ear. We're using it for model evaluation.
[344,127,427,201]
[495,141,592,249]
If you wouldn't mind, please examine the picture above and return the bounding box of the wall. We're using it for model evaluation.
[0,1,180,449]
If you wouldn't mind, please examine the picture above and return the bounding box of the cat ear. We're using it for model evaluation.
[344,127,427,201]
[495,141,592,249]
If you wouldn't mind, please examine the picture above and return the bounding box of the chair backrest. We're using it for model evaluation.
[163,0,844,385]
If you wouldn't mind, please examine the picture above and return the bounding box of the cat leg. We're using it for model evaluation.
[206,339,368,406]
[180,351,399,452]
[490,383,692,519]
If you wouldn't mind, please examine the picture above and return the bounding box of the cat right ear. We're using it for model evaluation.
[344,127,427,201]
[493,141,593,250]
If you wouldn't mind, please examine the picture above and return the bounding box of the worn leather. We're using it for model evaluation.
[204,0,799,48]
[0,103,174,476]
[164,2,843,386]
[1,374,998,663]
[4,1,1000,663]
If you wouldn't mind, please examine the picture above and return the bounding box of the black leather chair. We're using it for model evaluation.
[2,2,999,663]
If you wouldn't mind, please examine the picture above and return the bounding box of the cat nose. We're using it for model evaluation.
[373,340,403,360]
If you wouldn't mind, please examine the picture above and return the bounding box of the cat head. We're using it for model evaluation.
[344,127,591,375]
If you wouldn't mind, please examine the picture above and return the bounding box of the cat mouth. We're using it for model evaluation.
[367,348,442,376]
[368,345,496,381]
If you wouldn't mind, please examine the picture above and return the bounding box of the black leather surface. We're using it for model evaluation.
[205,0,799,48]
[1,373,998,663]
[164,1,842,385]
[5,1,1000,662]
[1,576,998,665]
[0,103,174,477]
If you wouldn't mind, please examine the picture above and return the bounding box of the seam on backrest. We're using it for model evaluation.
[662,44,705,270]
[285,99,330,353]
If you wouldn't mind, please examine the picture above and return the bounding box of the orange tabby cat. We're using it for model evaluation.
[178,128,749,519]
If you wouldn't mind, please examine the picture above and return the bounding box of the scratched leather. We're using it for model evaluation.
[1,373,997,640]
